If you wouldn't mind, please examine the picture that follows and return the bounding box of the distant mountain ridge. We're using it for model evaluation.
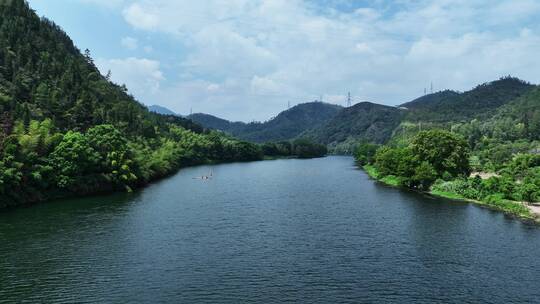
[189,77,536,152]
[401,77,533,122]
[188,102,343,143]
[302,77,536,151]
[148,105,178,116]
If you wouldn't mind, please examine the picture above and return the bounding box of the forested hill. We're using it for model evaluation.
[188,77,535,152]
[0,0,203,135]
[299,77,536,152]
[188,102,343,143]
[401,77,534,122]
[301,102,405,149]
[188,113,246,133]
[0,0,264,208]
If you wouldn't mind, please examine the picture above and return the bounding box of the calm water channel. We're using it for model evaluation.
[1,156,539,303]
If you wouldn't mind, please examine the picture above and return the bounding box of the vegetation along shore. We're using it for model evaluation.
[355,129,540,222]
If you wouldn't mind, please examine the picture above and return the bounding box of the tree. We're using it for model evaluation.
[86,124,138,189]
[374,146,414,177]
[292,138,327,158]
[354,142,379,165]
[48,131,98,189]
[411,161,437,190]
[411,129,470,178]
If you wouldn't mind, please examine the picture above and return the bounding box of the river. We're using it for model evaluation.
[1,156,539,303]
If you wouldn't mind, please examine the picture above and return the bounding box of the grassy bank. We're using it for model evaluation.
[363,165,401,187]
[430,189,535,221]
[362,165,538,222]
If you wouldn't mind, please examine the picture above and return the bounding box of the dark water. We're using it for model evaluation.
[1,156,539,303]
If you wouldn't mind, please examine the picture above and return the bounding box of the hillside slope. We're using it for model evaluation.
[0,0,263,208]
[188,113,246,133]
[401,77,534,122]
[0,0,201,135]
[189,102,343,142]
[303,102,405,146]
[303,77,535,152]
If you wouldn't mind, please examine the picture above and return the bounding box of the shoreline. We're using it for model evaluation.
[361,165,540,224]
[1,155,329,212]
[0,157,261,212]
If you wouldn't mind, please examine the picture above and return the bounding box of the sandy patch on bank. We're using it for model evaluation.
[527,204,540,216]
[470,172,500,179]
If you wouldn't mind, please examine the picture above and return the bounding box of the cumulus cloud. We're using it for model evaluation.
[95,57,164,104]
[122,3,160,30]
[79,0,125,8]
[120,36,138,50]
[102,0,540,120]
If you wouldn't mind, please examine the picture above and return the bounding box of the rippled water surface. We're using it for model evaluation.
[1,156,540,303]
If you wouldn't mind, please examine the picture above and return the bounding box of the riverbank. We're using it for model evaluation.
[362,165,540,223]
[0,157,260,211]
[1,154,331,211]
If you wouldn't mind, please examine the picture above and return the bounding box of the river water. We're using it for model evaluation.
[1,156,539,303]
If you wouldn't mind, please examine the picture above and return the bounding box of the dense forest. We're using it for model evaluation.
[354,82,540,219]
[261,139,327,159]
[0,0,289,208]
[304,77,536,153]
[301,102,406,153]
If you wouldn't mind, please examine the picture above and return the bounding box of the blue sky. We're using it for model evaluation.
[28,0,540,121]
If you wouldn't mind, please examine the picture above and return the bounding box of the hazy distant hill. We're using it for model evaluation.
[148,105,177,116]
[189,102,343,143]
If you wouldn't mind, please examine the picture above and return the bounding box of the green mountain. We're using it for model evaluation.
[302,77,536,152]
[496,85,540,138]
[0,0,202,135]
[188,113,246,133]
[0,0,263,208]
[189,102,343,143]
[302,102,405,148]
[401,77,534,122]
[188,77,535,153]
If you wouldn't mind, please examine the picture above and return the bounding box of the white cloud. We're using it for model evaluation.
[110,0,540,121]
[250,76,282,94]
[79,0,125,8]
[120,36,138,50]
[96,57,164,104]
